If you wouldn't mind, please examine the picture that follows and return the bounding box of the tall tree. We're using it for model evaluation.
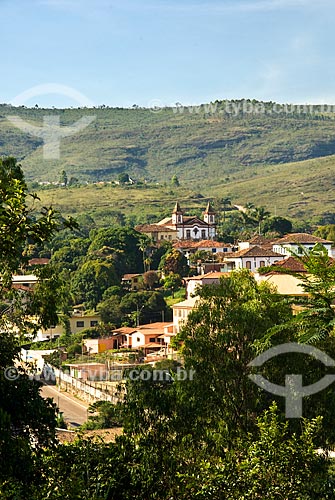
[0,157,75,487]
[176,270,292,448]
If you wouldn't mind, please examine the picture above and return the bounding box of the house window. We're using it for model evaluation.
[259,261,265,267]
[245,261,252,270]
[168,235,172,240]
[149,337,156,343]
[137,337,140,342]
[76,321,85,328]
[160,235,164,240]
[201,230,206,238]
[133,278,138,283]
[90,320,98,327]
[212,248,216,253]
[297,247,303,255]
[186,230,191,239]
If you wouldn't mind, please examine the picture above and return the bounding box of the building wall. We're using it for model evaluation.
[172,297,199,333]
[227,255,280,272]
[256,273,306,295]
[176,225,216,240]
[84,338,115,354]
[37,314,101,341]
[273,243,333,257]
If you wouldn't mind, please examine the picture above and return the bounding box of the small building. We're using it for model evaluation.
[83,337,116,355]
[255,256,309,296]
[36,312,101,341]
[238,235,274,251]
[272,233,333,257]
[112,322,174,355]
[222,246,282,272]
[66,363,107,381]
[121,273,144,291]
[172,296,199,333]
[184,271,229,299]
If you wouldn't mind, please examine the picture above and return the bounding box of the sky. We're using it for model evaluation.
[1,0,335,108]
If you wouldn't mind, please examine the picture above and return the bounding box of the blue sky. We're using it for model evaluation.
[1,0,335,107]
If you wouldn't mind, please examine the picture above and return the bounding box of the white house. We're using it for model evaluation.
[172,296,199,333]
[184,271,228,299]
[222,246,282,272]
[272,233,333,257]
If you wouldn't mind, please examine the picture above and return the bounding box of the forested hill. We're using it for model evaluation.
[1,100,335,187]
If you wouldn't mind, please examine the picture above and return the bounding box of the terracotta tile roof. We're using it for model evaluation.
[274,233,333,245]
[267,255,334,274]
[173,239,231,249]
[112,327,137,335]
[248,235,274,245]
[28,258,50,266]
[226,246,282,258]
[269,256,307,273]
[12,284,32,292]
[137,322,171,330]
[135,224,176,232]
[142,342,162,348]
[122,273,142,280]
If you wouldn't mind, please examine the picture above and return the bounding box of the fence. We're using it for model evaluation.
[52,367,123,404]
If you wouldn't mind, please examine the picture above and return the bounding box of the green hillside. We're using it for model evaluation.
[1,100,335,222]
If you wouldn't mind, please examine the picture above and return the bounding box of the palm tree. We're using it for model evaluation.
[222,197,232,222]
[253,206,271,235]
[137,235,154,273]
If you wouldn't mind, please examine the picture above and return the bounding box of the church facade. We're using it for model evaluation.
[135,202,217,242]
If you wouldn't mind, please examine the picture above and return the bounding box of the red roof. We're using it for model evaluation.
[135,224,175,232]
[268,256,307,273]
[28,258,50,266]
[226,246,281,258]
[113,327,137,335]
[274,233,332,245]
[174,239,231,249]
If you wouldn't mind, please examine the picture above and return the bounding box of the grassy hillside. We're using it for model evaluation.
[35,152,335,225]
[1,100,335,222]
[1,101,335,183]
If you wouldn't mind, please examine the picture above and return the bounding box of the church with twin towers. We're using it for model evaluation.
[135,202,217,242]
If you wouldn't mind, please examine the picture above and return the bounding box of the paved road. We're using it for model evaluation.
[41,384,89,427]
